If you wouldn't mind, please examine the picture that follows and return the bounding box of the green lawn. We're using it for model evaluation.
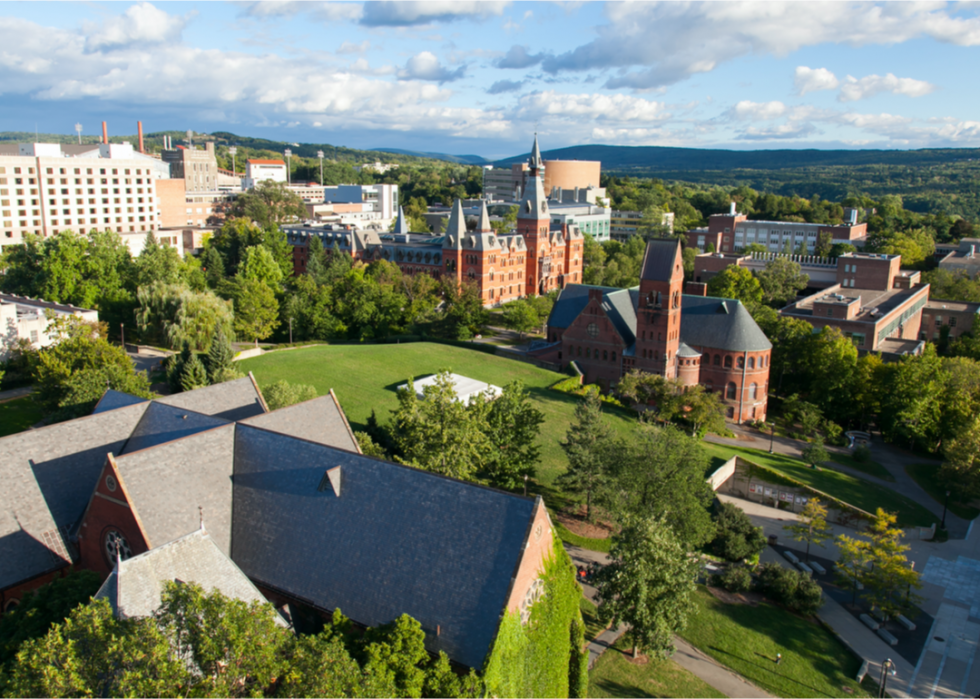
[906,463,980,521]
[702,442,940,528]
[589,636,725,699]
[679,588,871,698]
[0,396,46,437]
[238,343,636,489]
[830,452,894,482]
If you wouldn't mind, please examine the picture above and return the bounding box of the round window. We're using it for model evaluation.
[587,323,599,339]
[103,529,132,566]
[105,475,117,492]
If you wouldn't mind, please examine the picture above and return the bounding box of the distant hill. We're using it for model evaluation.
[371,148,490,165]
[493,144,980,173]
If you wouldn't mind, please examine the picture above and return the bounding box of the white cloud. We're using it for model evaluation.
[539,3,980,89]
[729,100,786,121]
[337,40,370,55]
[794,66,839,95]
[360,1,510,27]
[239,2,363,23]
[516,90,668,123]
[838,73,937,101]
[397,51,465,83]
[84,2,194,52]
[738,123,819,140]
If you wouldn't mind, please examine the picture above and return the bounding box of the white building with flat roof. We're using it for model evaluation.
[399,373,501,404]
[244,159,287,189]
[323,184,399,226]
[0,142,167,253]
[0,293,99,361]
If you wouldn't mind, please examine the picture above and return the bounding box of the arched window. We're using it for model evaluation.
[602,350,608,360]
[726,382,737,399]
[585,348,591,359]
[577,346,582,357]
[748,357,756,369]
[704,381,713,392]
[611,351,617,361]
[749,383,757,399]
[737,357,745,369]
[724,356,733,368]
[726,406,735,418]
[713,354,721,366]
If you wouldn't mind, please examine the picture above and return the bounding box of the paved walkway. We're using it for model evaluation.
[0,386,32,402]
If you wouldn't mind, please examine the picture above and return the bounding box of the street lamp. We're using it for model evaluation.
[523,473,529,497]
[75,123,83,145]
[120,322,125,349]
[284,148,292,186]
[228,146,237,178]
[317,150,324,186]
[941,490,950,529]
[878,658,895,698]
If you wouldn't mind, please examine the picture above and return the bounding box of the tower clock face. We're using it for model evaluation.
[587,323,599,339]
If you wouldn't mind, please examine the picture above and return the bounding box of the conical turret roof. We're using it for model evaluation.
[517,170,548,221]
[393,206,410,235]
[476,200,492,232]
[529,134,543,171]
[442,199,467,249]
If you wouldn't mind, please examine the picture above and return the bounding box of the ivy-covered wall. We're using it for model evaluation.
[482,539,588,698]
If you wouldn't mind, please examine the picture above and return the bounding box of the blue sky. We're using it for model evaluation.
[2,1,979,159]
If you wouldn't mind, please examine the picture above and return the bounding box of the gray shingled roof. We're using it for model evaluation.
[92,390,149,415]
[156,377,266,421]
[121,402,231,455]
[547,284,637,346]
[677,341,702,358]
[95,528,282,623]
[113,425,236,555]
[547,284,621,330]
[0,402,149,589]
[231,424,536,669]
[640,238,682,282]
[680,296,773,353]
[238,392,359,452]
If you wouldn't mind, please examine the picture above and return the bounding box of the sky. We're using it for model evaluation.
[2,1,980,159]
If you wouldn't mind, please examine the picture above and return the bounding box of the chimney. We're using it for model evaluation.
[729,201,736,216]
[102,121,108,144]
[137,121,144,153]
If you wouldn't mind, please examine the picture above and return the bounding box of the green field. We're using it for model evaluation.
[589,636,726,699]
[830,452,894,482]
[702,442,940,528]
[0,396,46,438]
[906,463,980,521]
[238,343,636,490]
[679,587,871,698]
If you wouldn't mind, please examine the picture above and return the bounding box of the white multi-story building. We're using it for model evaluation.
[0,142,166,253]
[244,159,287,189]
[0,293,99,361]
[547,200,611,242]
[322,184,399,224]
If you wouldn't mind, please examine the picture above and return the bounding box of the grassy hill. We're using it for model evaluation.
[370,147,490,165]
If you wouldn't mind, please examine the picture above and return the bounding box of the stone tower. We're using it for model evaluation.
[634,239,685,378]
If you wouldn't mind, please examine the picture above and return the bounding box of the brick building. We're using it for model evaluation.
[921,299,980,342]
[161,143,219,193]
[285,137,584,306]
[544,238,772,423]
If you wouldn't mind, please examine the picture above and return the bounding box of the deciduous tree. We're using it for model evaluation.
[706,265,763,304]
[784,497,832,562]
[233,277,280,347]
[482,380,544,490]
[756,257,809,307]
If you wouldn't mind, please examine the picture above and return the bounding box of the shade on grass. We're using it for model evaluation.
[0,396,46,438]
[580,595,609,643]
[702,442,939,528]
[679,587,871,698]
[238,342,636,487]
[830,452,894,482]
[589,635,725,699]
[906,463,980,520]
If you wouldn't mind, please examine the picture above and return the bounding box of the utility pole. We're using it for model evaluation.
[317,150,324,186]
[284,148,292,186]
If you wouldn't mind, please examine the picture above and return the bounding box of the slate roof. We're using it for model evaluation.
[92,389,150,415]
[546,284,637,346]
[677,341,702,358]
[231,424,537,669]
[120,402,231,455]
[0,402,149,589]
[94,528,281,623]
[679,296,773,353]
[640,238,682,282]
[156,376,266,421]
[238,392,360,453]
[113,424,236,555]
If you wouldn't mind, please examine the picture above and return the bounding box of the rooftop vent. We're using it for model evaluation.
[318,466,342,497]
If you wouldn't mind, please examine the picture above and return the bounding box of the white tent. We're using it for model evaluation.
[399,373,501,404]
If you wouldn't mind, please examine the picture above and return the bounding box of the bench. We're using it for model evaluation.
[877,628,898,646]
[860,613,880,631]
[897,614,916,631]
[797,562,813,575]
[783,550,799,564]
[810,561,827,575]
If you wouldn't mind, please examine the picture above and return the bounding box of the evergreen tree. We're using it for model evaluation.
[201,245,225,289]
[205,327,235,383]
[180,353,209,392]
[305,235,330,284]
[555,388,611,522]
[167,341,193,393]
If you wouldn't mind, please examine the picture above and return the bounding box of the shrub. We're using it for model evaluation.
[853,444,872,463]
[709,502,767,562]
[262,380,318,411]
[755,562,823,615]
[716,565,752,593]
[789,575,824,616]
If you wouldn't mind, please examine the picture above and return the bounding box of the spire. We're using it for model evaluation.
[442,199,466,249]
[393,206,410,235]
[529,133,543,172]
[517,168,548,221]
[476,200,492,232]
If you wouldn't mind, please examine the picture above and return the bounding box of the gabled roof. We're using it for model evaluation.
[113,424,236,555]
[546,284,637,346]
[92,389,150,415]
[0,402,150,589]
[156,376,266,421]
[680,295,773,353]
[238,392,359,453]
[640,238,682,282]
[94,528,281,623]
[120,401,231,455]
[231,424,537,669]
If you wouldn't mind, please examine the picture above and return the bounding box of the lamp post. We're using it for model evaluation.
[941,490,950,529]
[284,148,292,186]
[289,317,293,344]
[523,473,528,497]
[317,150,324,186]
[769,422,776,454]
[878,658,895,698]
[228,146,237,178]
[75,123,83,145]
[120,322,125,349]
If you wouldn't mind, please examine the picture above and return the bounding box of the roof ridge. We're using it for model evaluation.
[114,421,234,461]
